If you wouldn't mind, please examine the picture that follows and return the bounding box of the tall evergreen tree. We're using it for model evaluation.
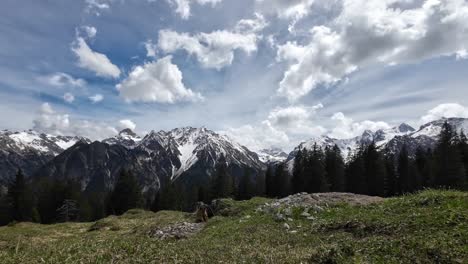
[109,169,142,215]
[210,156,233,199]
[264,165,275,197]
[363,142,386,196]
[273,163,289,197]
[457,130,468,189]
[325,145,346,192]
[384,154,397,197]
[7,169,35,222]
[306,145,328,193]
[433,122,466,189]
[415,147,434,188]
[345,146,367,194]
[291,149,307,194]
[237,168,254,200]
[397,145,411,194]
[255,172,266,197]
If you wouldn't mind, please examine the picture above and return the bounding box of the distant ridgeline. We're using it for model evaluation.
[1,119,468,225]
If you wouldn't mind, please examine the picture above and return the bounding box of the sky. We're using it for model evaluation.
[1,0,468,152]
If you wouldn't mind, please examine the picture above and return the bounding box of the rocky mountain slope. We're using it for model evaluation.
[31,127,265,194]
[0,130,88,187]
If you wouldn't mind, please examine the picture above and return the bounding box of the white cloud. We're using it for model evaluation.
[89,94,104,103]
[63,93,75,103]
[144,40,157,58]
[85,0,111,15]
[116,55,203,103]
[40,72,86,88]
[82,26,97,38]
[329,112,391,139]
[71,37,121,78]
[420,103,468,124]
[166,0,223,19]
[222,123,290,152]
[235,13,269,34]
[255,0,315,20]
[118,119,136,131]
[157,28,259,70]
[33,103,119,140]
[267,104,325,135]
[222,103,325,151]
[276,0,468,101]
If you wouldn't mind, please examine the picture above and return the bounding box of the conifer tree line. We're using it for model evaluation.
[265,121,468,198]
[0,122,467,225]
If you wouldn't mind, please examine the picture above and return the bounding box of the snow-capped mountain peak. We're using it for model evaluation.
[103,129,142,148]
[257,147,288,163]
[1,129,87,155]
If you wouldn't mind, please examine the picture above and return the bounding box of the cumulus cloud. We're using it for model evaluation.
[33,103,119,140]
[329,112,391,139]
[235,13,269,34]
[63,93,75,103]
[222,103,325,151]
[118,119,136,131]
[276,0,468,101]
[40,72,86,88]
[267,104,325,135]
[420,103,468,124]
[89,94,104,103]
[157,27,260,70]
[144,40,157,58]
[85,0,111,15]
[71,37,121,78]
[116,56,203,103]
[166,0,223,19]
[255,0,315,20]
[222,122,290,152]
[82,26,97,38]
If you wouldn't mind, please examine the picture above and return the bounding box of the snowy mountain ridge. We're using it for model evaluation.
[287,118,468,168]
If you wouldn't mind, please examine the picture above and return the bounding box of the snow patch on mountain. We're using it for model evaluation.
[257,148,288,163]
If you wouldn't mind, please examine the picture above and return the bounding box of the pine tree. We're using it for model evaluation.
[291,149,306,194]
[273,163,289,197]
[361,142,384,196]
[56,199,79,222]
[397,145,411,194]
[457,130,468,189]
[415,147,434,188]
[325,145,346,192]
[384,154,397,197]
[109,169,143,215]
[237,168,253,200]
[306,145,328,193]
[7,169,35,222]
[264,165,275,197]
[433,122,466,189]
[210,156,233,199]
[255,172,266,197]
[345,146,367,194]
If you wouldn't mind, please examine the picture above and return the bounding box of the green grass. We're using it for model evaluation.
[0,190,467,263]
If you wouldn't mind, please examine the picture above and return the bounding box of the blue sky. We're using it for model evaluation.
[1,0,468,151]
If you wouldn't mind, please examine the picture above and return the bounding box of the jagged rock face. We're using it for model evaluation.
[33,127,265,193]
[137,127,266,186]
[384,118,468,155]
[0,130,89,187]
[102,128,142,149]
[33,141,161,194]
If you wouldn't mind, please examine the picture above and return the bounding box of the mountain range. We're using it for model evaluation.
[1,117,467,195]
